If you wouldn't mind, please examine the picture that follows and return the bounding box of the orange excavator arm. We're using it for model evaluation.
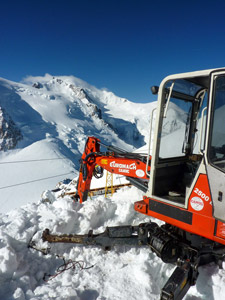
[75,136,150,203]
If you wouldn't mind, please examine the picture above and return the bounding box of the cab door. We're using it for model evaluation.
[206,70,225,222]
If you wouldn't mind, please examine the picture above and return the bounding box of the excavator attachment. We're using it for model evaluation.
[42,222,225,300]
[75,137,150,202]
[161,262,197,300]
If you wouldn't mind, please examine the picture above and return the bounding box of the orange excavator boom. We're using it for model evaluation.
[75,136,150,202]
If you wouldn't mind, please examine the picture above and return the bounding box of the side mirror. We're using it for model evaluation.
[151,86,159,95]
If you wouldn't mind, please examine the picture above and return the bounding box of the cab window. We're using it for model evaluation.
[209,76,225,171]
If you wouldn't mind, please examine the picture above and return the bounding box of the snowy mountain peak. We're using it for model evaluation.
[0,74,156,213]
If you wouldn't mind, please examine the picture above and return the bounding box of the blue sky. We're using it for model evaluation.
[1,0,225,103]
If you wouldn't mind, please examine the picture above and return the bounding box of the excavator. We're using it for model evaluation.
[42,68,225,299]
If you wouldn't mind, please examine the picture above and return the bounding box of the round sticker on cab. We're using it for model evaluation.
[135,169,145,178]
[190,197,204,211]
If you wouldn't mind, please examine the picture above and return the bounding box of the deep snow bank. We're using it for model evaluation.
[0,183,225,300]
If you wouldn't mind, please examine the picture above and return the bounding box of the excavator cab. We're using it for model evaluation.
[148,76,208,205]
[146,69,225,237]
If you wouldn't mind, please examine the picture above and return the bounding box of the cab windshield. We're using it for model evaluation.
[159,79,205,159]
[209,75,225,171]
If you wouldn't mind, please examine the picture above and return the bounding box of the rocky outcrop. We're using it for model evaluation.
[32,82,43,89]
[0,107,22,151]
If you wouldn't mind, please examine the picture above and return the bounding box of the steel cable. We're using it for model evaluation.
[0,172,75,190]
[0,157,68,164]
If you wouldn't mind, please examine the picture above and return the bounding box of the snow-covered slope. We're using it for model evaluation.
[0,75,155,213]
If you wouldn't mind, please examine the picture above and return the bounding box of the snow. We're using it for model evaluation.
[0,74,224,299]
[0,186,165,300]
[1,185,225,300]
[0,139,76,213]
